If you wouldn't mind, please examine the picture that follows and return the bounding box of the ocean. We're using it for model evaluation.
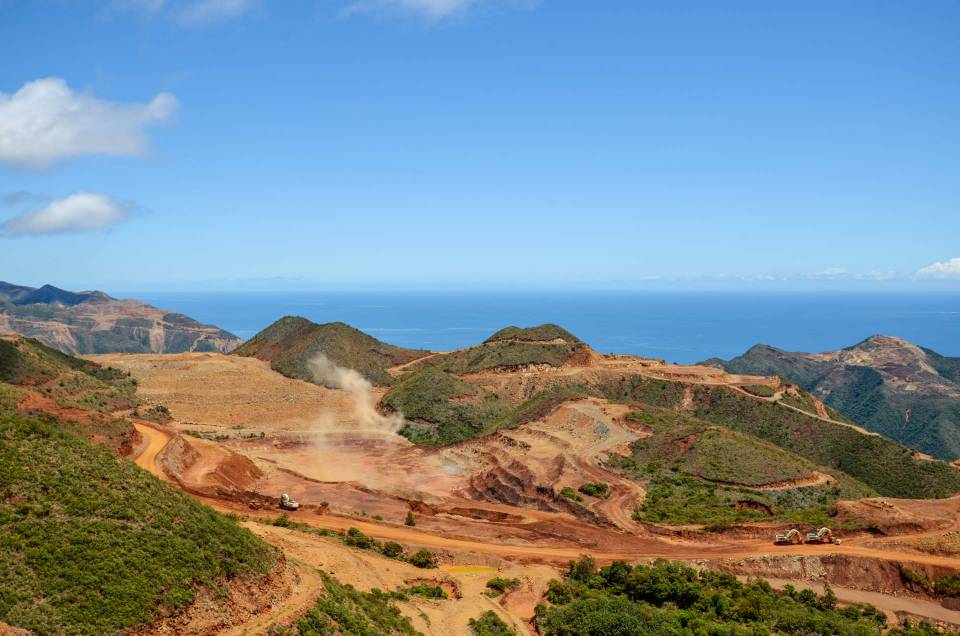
[122,291,960,364]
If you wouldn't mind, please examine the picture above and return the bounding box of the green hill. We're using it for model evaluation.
[0,335,137,412]
[232,317,428,386]
[0,404,277,634]
[485,323,581,344]
[611,408,875,526]
[705,336,960,460]
[413,324,587,376]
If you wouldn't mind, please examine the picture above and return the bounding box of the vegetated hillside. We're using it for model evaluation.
[413,323,591,375]
[610,408,875,526]
[0,281,241,355]
[0,355,278,633]
[705,336,960,461]
[684,383,960,500]
[0,334,139,449]
[485,323,581,344]
[233,316,428,386]
[274,571,420,636]
[383,325,960,501]
[535,557,934,636]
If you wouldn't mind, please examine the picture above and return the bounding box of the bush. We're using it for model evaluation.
[408,549,437,569]
[469,610,515,636]
[486,577,521,594]
[382,541,404,558]
[560,487,582,502]
[901,568,934,593]
[934,573,960,598]
[345,527,377,550]
[405,511,416,526]
[577,482,610,498]
[404,583,447,600]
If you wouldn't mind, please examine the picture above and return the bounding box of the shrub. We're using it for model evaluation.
[345,527,377,550]
[469,610,515,636]
[404,583,447,599]
[934,573,960,598]
[560,487,582,502]
[408,549,437,569]
[577,482,610,498]
[382,541,404,558]
[405,511,416,526]
[486,577,521,594]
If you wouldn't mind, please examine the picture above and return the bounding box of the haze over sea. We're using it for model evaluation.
[122,291,960,364]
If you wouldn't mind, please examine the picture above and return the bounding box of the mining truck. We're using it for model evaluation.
[805,527,841,545]
[279,493,300,511]
[774,528,803,545]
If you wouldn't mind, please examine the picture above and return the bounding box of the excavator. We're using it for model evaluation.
[774,528,803,545]
[279,493,300,511]
[805,527,841,545]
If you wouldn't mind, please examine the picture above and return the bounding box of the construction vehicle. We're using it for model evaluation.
[805,527,841,545]
[774,528,803,545]
[279,493,300,511]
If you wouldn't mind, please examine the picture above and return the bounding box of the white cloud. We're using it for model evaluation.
[2,193,131,236]
[0,78,177,170]
[811,267,848,278]
[114,0,260,26]
[917,257,960,279]
[343,0,532,20]
[174,0,260,26]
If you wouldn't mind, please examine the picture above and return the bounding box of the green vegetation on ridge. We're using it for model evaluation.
[534,556,949,636]
[485,323,581,344]
[233,316,427,386]
[610,409,874,526]
[711,339,960,461]
[688,384,960,499]
[0,411,276,634]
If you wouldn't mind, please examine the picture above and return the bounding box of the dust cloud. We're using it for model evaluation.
[307,353,406,436]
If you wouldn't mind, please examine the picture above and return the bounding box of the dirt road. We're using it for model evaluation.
[130,422,960,569]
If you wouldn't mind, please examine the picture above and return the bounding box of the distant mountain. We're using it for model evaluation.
[703,335,960,460]
[0,281,241,355]
[232,316,428,386]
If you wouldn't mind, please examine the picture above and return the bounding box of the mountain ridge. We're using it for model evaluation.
[0,281,241,355]
[704,335,960,460]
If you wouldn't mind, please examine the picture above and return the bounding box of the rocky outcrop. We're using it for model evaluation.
[0,282,240,355]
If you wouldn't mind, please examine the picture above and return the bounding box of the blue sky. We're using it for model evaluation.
[1,0,959,291]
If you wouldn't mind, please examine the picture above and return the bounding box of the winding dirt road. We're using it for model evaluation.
[130,422,960,570]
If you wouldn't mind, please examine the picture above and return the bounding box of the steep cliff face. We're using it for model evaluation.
[0,282,241,355]
[707,336,960,460]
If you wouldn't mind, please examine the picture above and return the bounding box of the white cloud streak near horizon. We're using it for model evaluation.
[343,0,532,20]
[917,258,960,279]
[2,193,131,237]
[0,78,177,170]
